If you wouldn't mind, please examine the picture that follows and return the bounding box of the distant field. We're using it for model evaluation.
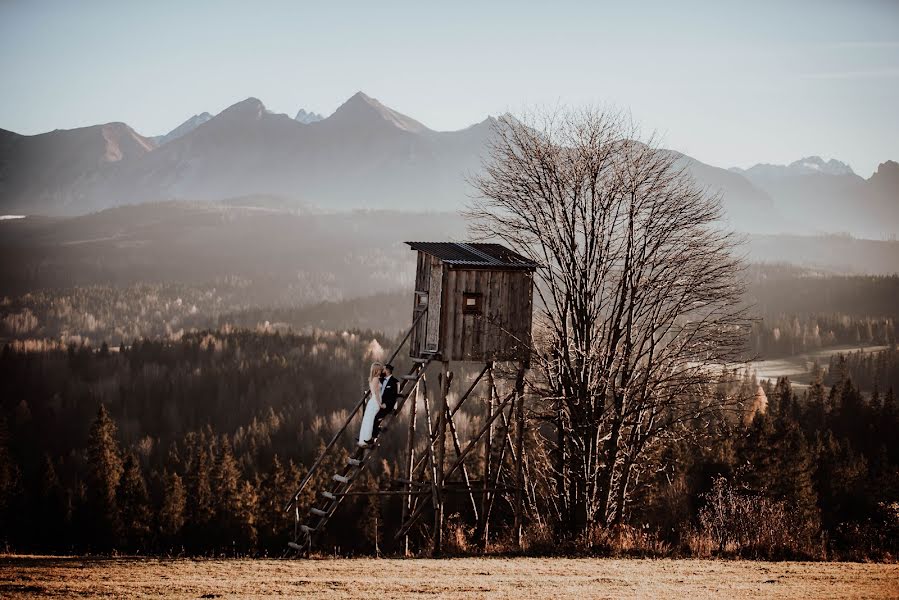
[2,555,897,599]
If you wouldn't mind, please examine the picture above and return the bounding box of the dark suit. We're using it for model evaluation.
[373,374,399,438]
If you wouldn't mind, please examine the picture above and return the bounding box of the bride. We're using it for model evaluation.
[358,361,385,447]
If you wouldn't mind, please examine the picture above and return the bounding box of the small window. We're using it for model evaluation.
[462,292,483,315]
[415,291,428,307]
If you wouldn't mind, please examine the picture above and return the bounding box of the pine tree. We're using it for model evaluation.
[85,404,123,549]
[258,455,288,547]
[159,470,186,540]
[881,388,898,463]
[816,430,869,532]
[740,378,821,545]
[117,452,152,551]
[213,439,244,551]
[234,480,259,552]
[359,472,382,554]
[38,454,67,549]
[186,440,215,549]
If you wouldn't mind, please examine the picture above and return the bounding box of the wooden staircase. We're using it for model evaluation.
[285,312,431,552]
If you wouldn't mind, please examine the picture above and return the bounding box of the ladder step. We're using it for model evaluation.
[333,474,351,484]
[321,491,336,501]
[310,507,328,517]
[401,374,419,380]
[412,358,428,363]
[347,458,362,467]
[300,524,316,534]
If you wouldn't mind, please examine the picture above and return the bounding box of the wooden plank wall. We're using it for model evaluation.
[408,251,431,357]
[440,267,533,362]
[425,259,443,353]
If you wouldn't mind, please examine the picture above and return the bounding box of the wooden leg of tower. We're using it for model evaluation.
[433,361,450,556]
[513,364,526,549]
[403,371,422,555]
[422,383,440,548]
[479,362,494,550]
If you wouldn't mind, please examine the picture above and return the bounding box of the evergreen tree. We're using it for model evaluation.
[881,388,898,463]
[117,452,152,551]
[213,439,250,551]
[85,404,123,549]
[258,455,290,548]
[816,430,869,533]
[159,470,186,541]
[359,472,382,554]
[740,380,820,544]
[38,454,67,550]
[185,438,215,550]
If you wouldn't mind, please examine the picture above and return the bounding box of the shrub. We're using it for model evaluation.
[694,476,820,559]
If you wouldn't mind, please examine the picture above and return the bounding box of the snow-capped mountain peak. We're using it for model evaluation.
[733,156,856,179]
[787,156,855,176]
[294,109,324,124]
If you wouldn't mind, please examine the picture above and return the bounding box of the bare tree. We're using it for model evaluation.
[468,108,751,535]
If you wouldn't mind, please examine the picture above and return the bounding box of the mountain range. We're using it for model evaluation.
[0,92,896,236]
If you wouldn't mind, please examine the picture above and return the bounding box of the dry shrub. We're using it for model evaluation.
[520,521,557,555]
[694,476,819,559]
[443,513,472,555]
[583,524,671,557]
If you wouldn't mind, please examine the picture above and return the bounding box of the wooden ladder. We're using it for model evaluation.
[284,311,430,552]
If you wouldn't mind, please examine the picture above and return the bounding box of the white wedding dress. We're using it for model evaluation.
[358,376,382,445]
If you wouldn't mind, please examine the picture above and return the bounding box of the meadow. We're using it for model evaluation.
[2,555,897,599]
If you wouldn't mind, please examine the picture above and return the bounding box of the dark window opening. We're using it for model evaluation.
[462,292,483,315]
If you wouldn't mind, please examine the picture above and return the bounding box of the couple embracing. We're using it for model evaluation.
[357,362,399,448]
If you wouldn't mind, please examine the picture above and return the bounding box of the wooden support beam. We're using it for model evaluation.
[433,362,450,556]
[443,389,514,483]
[478,363,494,548]
[422,380,440,540]
[395,388,516,541]
[406,364,489,484]
[513,365,526,548]
[445,399,479,523]
[329,487,519,497]
[482,379,512,535]
[402,370,422,555]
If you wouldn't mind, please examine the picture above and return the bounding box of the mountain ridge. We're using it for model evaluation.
[1,94,895,236]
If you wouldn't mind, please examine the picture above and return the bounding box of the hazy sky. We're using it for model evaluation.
[1,1,897,175]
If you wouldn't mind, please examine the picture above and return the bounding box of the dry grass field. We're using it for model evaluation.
[1,555,897,599]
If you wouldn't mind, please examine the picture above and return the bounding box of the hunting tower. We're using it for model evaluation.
[286,242,536,556]
[408,241,536,362]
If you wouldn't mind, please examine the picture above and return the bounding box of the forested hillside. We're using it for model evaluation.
[1,330,897,558]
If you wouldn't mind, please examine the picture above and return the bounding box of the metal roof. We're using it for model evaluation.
[406,242,538,270]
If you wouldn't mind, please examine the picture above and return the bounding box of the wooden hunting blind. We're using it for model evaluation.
[406,241,536,362]
[286,241,536,556]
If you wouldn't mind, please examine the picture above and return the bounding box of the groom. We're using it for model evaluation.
[373,363,399,439]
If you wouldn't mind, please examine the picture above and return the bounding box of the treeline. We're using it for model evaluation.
[0,330,403,555]
[746,268,899,320]
[3,271,897,358]
[824,347,899,395]
[1,331,897,558]
[0,284,411,348]
[631,369,899,560]
[749,314,896,359]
